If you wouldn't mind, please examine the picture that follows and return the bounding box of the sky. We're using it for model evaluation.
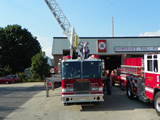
[0,0,160,58]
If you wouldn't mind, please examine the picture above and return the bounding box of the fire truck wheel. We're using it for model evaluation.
[112,81,115,86]
[120,82,123,90]
[64,103,68,106]
[154,92,160,116]
[126,82,134,99]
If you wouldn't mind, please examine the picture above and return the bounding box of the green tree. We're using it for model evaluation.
[0,24,41,73]
[4,65,12,75]
[30,51,50,80]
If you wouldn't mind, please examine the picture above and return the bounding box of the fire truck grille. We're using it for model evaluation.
[74,81,90,94]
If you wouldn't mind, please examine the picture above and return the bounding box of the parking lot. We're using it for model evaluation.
[0,82,160,120]
[0,83,44,120]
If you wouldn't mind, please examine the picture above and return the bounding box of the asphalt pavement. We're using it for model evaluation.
[2,83,160,120]
[0,83,44,120]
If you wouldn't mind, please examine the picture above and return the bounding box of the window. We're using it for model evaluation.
[154,60,158,72]
[154,55,157,58]
[147,56,152,59]
[62,62,81,79]
[82,61,101,79]
[147,60,152,72]
[62,61,102,79]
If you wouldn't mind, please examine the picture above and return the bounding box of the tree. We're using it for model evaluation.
[30,50,50,80]
[0,25,41,73]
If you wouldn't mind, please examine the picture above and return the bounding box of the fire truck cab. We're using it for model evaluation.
[124,53,160,116]
[61,55,104,104]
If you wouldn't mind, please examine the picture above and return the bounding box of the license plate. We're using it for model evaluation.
[80,98,86,101]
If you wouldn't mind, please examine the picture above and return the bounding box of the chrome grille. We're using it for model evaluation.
[74,81,90,94]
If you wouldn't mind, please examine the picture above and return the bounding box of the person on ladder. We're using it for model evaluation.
[83,42,89,59]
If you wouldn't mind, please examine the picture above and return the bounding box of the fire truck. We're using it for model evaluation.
[111,58,139,90]
[60,55,104,104]
[121,53,160,116]
[44,0,104,104]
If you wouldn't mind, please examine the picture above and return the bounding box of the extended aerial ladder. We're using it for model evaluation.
[44,0,82,58]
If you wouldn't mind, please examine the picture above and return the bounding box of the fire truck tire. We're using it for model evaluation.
[126,82,134,99]
[112,81,115,86]
[64,103,69,106]
[120,82,123,90]
[154,92,160,116]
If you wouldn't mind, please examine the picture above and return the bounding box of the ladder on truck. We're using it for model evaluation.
[121,65,144,77]
[44,0,82,58]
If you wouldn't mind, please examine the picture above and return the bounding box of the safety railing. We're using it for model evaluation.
[121,65,144,77]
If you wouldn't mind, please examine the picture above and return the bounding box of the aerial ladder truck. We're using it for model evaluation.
[44,0,80,58]
[44,0,104,104]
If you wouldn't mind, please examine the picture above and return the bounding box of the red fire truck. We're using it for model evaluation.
[45,0,105,104]
[60,55,104,104]
[112,57,144,90]
[121,53,160,115]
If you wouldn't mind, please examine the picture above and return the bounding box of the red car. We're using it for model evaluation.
[0,76,15,84]
[7,75,19,83]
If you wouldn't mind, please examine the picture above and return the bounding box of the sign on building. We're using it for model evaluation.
[97,40,107,52]
[115,46,160,52]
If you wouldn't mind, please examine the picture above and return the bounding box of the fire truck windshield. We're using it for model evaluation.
[62,62,81,79]
[62,61,101,79]
[82,61,101,79]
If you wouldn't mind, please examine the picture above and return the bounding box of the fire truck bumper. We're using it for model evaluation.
[62,94,104,103]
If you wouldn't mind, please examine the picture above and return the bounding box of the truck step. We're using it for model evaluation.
[138,95,149,102]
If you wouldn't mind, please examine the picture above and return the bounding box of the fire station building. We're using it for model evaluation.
[52,36,160,71]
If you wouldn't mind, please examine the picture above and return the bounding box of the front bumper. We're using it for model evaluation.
[62,94,104,103]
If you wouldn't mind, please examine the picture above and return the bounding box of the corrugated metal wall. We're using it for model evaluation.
[52,38,70,54]
[52,37,160,55]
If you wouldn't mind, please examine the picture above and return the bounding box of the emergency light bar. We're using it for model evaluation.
[62,55,71,60]
[89,55,100,59]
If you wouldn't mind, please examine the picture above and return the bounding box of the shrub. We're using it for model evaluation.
[18,72,28,82]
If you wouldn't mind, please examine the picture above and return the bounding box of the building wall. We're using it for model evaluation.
[53,55,63,73]
[52,37,160,71]
[52,37,160,55]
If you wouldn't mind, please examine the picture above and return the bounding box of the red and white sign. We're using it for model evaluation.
[97,40,107,52]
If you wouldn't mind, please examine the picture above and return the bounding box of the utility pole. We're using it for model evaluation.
[112,16,114,37]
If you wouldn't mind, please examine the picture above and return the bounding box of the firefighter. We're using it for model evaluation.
[104,70,111,95]
[80,46,83,57]
[87,46,90,58]
[83,42,89,59]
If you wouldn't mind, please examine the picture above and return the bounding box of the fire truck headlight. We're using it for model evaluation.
[99,87,103,92]
[66,84,74,92]
[91,83,99,91]
[62,88,66,93]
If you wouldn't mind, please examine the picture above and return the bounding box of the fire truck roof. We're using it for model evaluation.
[62,58,101,62]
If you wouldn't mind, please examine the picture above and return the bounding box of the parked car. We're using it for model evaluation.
[0,76,15,84]
[7,75,19,83]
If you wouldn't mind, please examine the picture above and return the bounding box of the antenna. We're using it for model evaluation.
[111,0,114,37]
[112,16,114,37]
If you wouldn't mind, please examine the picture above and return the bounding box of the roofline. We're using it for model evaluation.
[62,59,101,62]
[53,36,160,39]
